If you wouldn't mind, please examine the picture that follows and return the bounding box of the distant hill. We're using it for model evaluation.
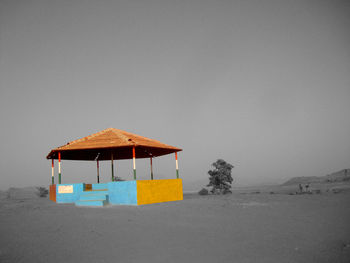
[282,169,350,185]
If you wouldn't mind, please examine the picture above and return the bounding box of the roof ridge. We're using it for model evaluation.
[109,128,175,148]
[57,128,111,149]
[110,128,134,145]
[121,129,173,146]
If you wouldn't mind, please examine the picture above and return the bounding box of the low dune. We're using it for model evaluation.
[0,184,350,263]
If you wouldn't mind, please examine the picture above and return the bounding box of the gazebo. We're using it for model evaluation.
[46,128,183,206]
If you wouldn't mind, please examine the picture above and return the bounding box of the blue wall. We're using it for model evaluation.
[108,181,137,205]
[56,183,84,203]
[92,183,108,190]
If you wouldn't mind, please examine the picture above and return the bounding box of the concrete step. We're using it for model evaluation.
[75,200,107,207]
[81,190,109,195]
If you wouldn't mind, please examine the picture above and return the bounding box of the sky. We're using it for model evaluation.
[0,0,349,191]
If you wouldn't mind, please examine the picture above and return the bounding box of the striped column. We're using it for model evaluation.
[58,152,61,184]
[111,153,114,182]
[133,146,136,180]
[175,152,179,179]
[97,160,100,184]
[150,157,154,180]
[51,159,54,185]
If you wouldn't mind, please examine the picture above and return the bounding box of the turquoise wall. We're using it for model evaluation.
[56,183,84,203]
[108,181,137,205]
[92,183,108,190]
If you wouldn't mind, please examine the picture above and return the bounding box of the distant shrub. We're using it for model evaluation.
[198,188,209,195]
[223,188,232,194]
[114,176,124,182]
[36,187,48,198]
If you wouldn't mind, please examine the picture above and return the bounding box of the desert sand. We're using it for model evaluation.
[1,184,350,263]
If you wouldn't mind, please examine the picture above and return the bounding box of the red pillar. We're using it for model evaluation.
[58,152,61,184]
[51,159,54,185]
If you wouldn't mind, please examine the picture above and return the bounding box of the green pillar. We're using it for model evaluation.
[111,153,114,182]
[97,160,100,184]
[150,157,154,180]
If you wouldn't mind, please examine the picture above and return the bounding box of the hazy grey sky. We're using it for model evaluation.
[0,0,349,191]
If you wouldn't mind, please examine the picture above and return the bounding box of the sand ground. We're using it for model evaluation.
[0,186,350,263]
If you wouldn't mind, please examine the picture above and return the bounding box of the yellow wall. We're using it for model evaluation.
[136,179,183,205]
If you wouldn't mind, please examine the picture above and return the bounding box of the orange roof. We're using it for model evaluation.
[46,128,182,160]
